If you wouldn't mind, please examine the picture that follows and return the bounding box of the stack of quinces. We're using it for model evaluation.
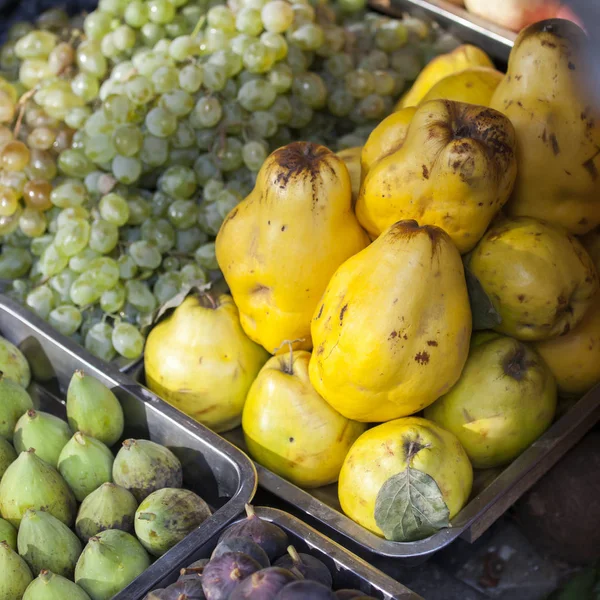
[144,19,600,542]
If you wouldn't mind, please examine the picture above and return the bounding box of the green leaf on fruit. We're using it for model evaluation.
[463,264,502,331]
[374,467,450,542]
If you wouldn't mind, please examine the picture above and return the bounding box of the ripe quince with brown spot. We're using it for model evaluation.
[467,216,599,342]
[144,294,269,432]
[309,220,472,423]
[490,19,600,234]
[356,100,517,253]
[215,142,369,354]
[396,44,494,109]
[425,332,557,469]
[242,350,366,488]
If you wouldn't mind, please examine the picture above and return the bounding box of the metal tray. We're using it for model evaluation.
[144,507,422,600]
[133,363,600,565]
[368,0,516,63]
[0,293,258,600]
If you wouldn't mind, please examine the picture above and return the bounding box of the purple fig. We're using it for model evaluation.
[212,537,270,568]
[228,567,298,599]
[202,552,261,600]
[275,580,336,599]
[274,546,332,587]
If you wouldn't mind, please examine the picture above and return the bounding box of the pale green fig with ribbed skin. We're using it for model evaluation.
[23,570,92,600]
[58,433,114,502]
[0,374,34,442]
[134,488,211,557]
[112,439,183,503]
[74,530,150,600]
[75,483,138,542]
[0,540,32,600]
[0,438,16,478]
[13,410,72,468]
[0,337,31,388]
[0,449,77,528]
[66,371,124,447]
[17,509,83,579]
[0,519,17,551]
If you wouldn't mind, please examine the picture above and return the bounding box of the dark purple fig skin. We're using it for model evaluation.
[275,580,337,599]
[274,547,332,587]
[228,567,298,599]
[178,558,209,583]
[212,536,270,569]
[335,592,378,600]
[202,552,261,600]
[164,579,206,599]
[219,506,288,562]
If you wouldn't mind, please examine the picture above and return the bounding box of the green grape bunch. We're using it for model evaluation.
[0,0,459,362]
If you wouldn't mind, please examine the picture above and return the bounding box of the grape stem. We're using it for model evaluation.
[13,87,37,138]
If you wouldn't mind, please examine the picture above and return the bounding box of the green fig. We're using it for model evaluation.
[0,438,16,478]
[112,439,183,503]
[17,509,83,579]
[57,433,114,502]
[0,518,17,551]
[74,530,150,600]
[66,371,124,447]
[0,449,77,528]
[0,337,31,388]
[0,540,33,600]
[23,570,92,600]
[13,410,72,468]
[75,483,138,542]
[134,488,211,557]
[0,374,34,442]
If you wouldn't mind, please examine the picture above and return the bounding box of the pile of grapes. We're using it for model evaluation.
[0,0,458,361]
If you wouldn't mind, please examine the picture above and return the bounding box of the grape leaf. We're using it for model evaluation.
[374,467,450,542]
[463,264,502,331]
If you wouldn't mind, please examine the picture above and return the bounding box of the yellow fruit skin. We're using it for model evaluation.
[144,294,269,433]
[356,100,517,253]
[425,333,557,469]
[336,147,362,207]
[396,44,494,109]
[490,19,600,235]
[338,417,473,537]
[242,351,366,488]
[419,67,504,107]
[216,142,369,354]
[309,220,472,422]
[580,227,600,271]
[535,297,600,397]
[360,107,416,183]
[467,216,599,341]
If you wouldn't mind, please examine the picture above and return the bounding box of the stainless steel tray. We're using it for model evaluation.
[0,294,258,600]
[369,0,517,63]
[133,363,600,563]
[144,507,422,599]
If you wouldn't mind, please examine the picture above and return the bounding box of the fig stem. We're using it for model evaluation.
[287,545,302,565]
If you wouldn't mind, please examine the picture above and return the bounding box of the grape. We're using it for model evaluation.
[194,154,220,185]
[215,188,242,219]
[31,235,54,257]
[118,254,138,279]
[112,155,143,184]
[141,134,169,167]
[84,134,117,164]
[203,63,228,92]
[114,25,137,52]
[0,247,33,278]
[179,64,203,93]
[15,31,57,60]
[236,7,263,35]
[67,246,98,274]
[243,41,275,74]
[127,195,152,225]
[49,269,77,300]
[237,79,276,111]
[49,305,82,337]
[293,73,327,109]
[159,90,194,117]
[89,257,120,291]
[169,35,199,61]
[356,93,386,120]
[100,283,126,314]
[167,199,199,229]
[375,20,408,51]
[126,76,155,105]
[2,141,31,172]
[159,165,197,199]
[125,0,150,28]
[50,179,88,209]
[207,5,236,32]
[171,121,196,148]
[154,272,182,304]
[77,41,108,78]
[141,23,166,46]
[112,321,144,359]
[268,63,293,93]
[231,33,253,56]
[180,263,207,285]
[99,193,130,226]
[54,219,91,257]
[39,243,69,278]
[197,201,222,235]
[152,66,179,94]
[260,32,288,61]
[129,240,162,269]
[19,208,46,238]
[345,69,376,98]
[70,274,102,307]
[0,91,15,124]
[261,0,294,33]
[328,87,354,117]
[57,150,93,178]
[140,218,175,252]
[242,140,268,171]
[85,322,117,361]
[192,96,223,128]
[26,285,55,320]
[288,97,313,129]
[56,206,90,229]
[125,280,157,313]
[146,107,177,138]
[0,187,19,216]
[290,23,324,51]
[89,220,119,254]
[325,53,354,78]
[112,124,143,157]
